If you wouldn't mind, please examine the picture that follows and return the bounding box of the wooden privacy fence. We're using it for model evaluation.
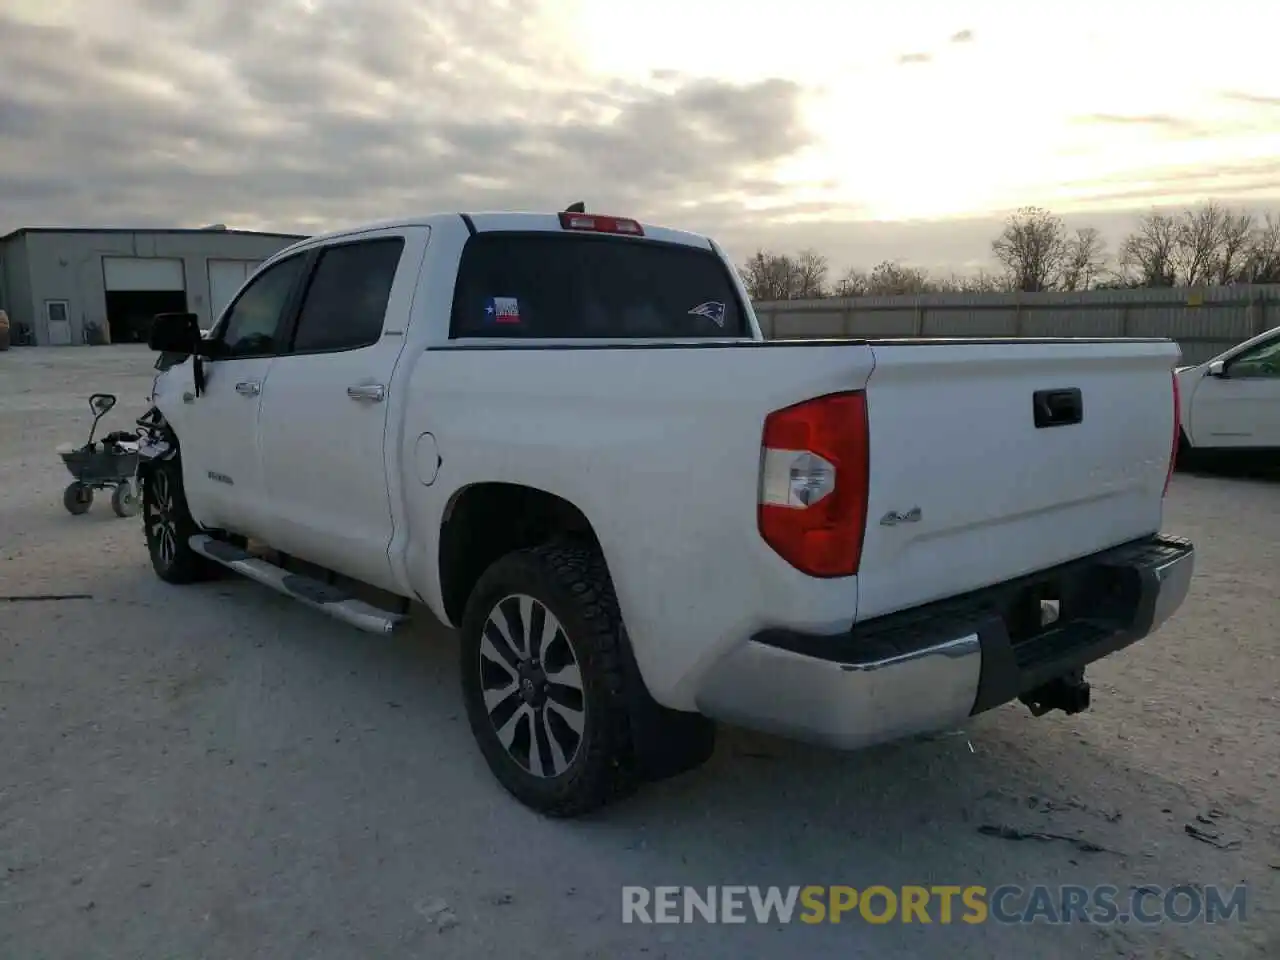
[752,285,1280,366]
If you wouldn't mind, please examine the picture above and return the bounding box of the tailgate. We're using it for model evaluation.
[855,339,1179,622]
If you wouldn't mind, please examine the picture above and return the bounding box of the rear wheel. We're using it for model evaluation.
[460,543,639,817]
[62,482,93,515]
[142,459,216,584]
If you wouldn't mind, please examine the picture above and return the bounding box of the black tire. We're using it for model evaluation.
[460,543,639,817]
[141,458,216,584]
[62,482,93,515]
[1176,429,1196,471]
[110,481,139,518]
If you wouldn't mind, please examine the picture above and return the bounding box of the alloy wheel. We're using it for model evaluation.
[147,471,179,568]
[479,594,586,778]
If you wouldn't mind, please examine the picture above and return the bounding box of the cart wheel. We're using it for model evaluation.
[63,482,93,515]
[111,481,139,518]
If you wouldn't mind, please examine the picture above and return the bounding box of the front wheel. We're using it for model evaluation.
[111,481,139,518]
[460,543,639,817]
[141,459,216,584]
[1175,429,1201,471]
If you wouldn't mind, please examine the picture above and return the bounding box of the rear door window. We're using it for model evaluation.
[450,233,747,339]
[289,238,405,354]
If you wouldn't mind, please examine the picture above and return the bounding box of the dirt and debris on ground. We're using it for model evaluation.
[977,824,1113,855]
[1,346,1277,958]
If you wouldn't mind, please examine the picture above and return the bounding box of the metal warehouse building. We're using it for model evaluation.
[0,226,306,346]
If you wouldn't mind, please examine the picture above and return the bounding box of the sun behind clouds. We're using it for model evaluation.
[574,0,1280,220]
[0,0,1277,270]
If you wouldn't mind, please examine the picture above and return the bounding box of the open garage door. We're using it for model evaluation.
[102,257,187,344]
[208,259,262,327]
[103,257,185,292]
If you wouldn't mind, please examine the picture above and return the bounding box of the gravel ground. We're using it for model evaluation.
[1,345,1277,959]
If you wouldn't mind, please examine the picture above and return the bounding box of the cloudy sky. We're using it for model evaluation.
[2,0,1278,272]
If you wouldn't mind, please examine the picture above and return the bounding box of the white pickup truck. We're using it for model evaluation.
[139,209,1195,816]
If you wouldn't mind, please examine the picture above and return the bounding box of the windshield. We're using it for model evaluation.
[450,232,749,339]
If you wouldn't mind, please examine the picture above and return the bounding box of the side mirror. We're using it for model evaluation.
[1207,359,1227,378]
[148,312,204,355]
[89,393,117,417]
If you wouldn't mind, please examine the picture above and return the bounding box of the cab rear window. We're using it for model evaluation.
[449,233,748,339]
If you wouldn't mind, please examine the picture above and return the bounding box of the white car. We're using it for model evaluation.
[1176,325,1280,461]
[136,209,1195,816]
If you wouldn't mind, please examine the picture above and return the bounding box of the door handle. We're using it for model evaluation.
[1033,388,1082,428]
[347,384,386,403]
[235,381,261,396]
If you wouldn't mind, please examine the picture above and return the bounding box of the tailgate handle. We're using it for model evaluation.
[1033,388,1083,428]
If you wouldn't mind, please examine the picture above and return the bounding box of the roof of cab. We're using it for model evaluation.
[273,211,713,259]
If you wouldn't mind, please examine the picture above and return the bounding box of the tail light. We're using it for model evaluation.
[558,212,644,236]
[1164,371,1180,497]
[759,391,870,577]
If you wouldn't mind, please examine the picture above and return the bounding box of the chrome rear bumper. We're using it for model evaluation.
[695,536,1195,749]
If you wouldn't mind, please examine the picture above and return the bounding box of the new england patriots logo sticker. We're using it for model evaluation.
[687,301,726,327]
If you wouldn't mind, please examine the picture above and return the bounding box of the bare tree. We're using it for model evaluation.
[934,270,1004,292]
[991,206,1068,292]
[1242,214,1280,283]
[743,203,1278,302]
[1119,212,1178,287]
[739,249,829,300]
[1216,208,1254,284]
[1173,202,1229,286]
[833,267,870,297]
[958,269,1008,293]
[739,250,797,300]
[1112,203,1270,286]
[792,249,829,299]
[866,260,933,296]
[1059,227,1108,291]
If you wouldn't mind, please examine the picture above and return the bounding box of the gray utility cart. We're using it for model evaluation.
[57,393,140,518]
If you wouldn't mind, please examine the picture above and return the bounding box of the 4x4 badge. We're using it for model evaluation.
[880,507,922,526]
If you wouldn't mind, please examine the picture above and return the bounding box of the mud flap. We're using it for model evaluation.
[616,625,716,782]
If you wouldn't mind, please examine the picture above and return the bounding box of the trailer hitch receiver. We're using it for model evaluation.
[1019,668,1092,717]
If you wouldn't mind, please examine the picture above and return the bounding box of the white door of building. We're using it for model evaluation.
[208,260,262,329]
[102,257,186,291]
[45,300,72,345]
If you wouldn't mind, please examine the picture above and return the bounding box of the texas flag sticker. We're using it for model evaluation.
[484,296,522,324]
